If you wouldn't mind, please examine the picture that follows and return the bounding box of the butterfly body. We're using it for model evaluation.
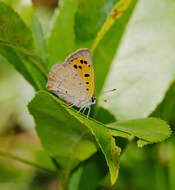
[46,49,96,117]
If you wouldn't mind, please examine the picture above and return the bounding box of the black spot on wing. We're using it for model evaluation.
[74,64,77,69]
[84,74,90,77]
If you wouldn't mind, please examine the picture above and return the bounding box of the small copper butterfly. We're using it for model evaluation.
[46,48,96,117]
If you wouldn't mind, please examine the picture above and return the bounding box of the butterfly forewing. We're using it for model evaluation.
[66,49,95,99]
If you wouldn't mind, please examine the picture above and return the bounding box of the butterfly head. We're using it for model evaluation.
[91,96,96,105]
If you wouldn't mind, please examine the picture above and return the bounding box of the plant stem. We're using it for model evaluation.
[0,151,56,174]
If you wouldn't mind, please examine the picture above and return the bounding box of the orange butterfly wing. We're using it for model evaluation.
[69,56,94,99]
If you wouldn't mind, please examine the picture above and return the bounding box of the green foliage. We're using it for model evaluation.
[0,0,174,189]
[0,2,47,90]
[28,91,97,172]
[47,0,77,68]
[32,15,48,65]
[67,152,107,190]
[92,0,137,97]
[151,82,175,130]
[107,118,171,147]
[28,90,120,185]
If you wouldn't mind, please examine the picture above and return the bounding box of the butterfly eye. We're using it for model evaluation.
[91,97,96,104]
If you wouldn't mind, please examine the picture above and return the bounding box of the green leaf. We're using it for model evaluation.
[28,91,97,176]
[69,112,121,186]
[0,2,32,49]
[67,166,82,190]
[98,0,175,120]
[47,0,78,68]
[28,91,172,184]
[168,138,175,190]
[91,0,132,52]
[151,81,175,130]
[47,0,133,70]
[28,90,121,185]
[95,107,116,124]
[46,0,118,68]
[74,0,118,43]
[0,2,47,90]
[28,91,171,184]
[74,0,134,97]
[106,118,172,147]
[32,14,48,66]
[17,4,34,26]
[67,152,107,190]
[92,0,137,97]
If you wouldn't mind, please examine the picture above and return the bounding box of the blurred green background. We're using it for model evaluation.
[0,1,61,190]
[0,0,175,190]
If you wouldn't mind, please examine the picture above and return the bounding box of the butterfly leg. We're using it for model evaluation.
[67,103,75,108]
[87,106,91,118]
[82,107,87,114]
[77,106,85,113]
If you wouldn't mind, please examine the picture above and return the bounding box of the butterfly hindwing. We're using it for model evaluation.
[46,63,88,106]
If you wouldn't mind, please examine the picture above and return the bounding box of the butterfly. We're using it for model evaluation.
[46,48,96,117]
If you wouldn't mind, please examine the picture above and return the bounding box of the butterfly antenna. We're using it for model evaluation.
[103,88,117,93]
[103,89,117,103]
